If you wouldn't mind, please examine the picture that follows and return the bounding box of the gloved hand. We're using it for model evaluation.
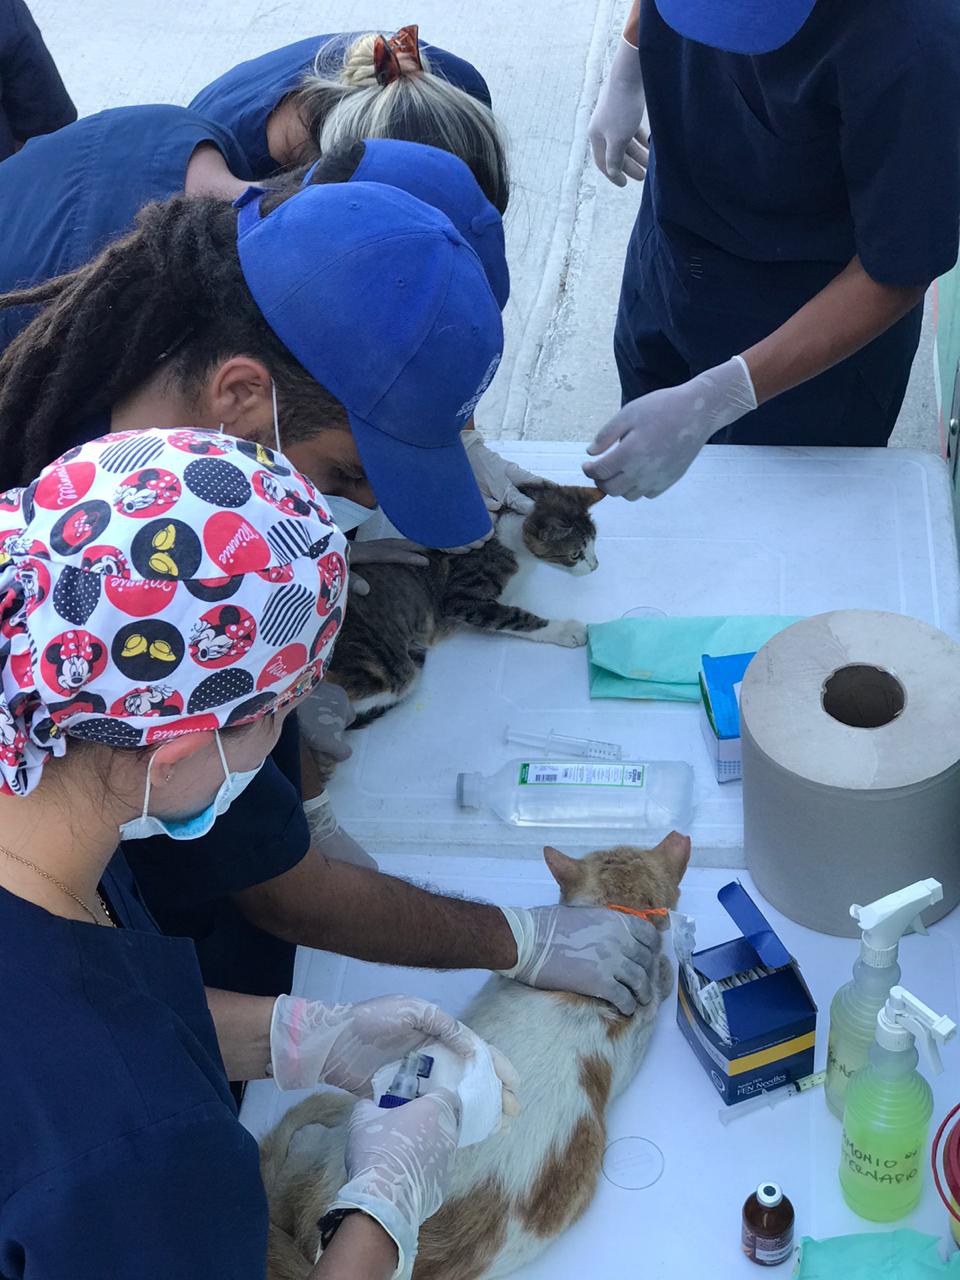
[348,539,430,596]
[270,994,519,1115]
[588,36,648,187]
[497,904,661,1015]
[298,680,354,762]
[583,356,757,500]
[327,1090,460,1280]
[462,429,539,515]
[303,791,378,869]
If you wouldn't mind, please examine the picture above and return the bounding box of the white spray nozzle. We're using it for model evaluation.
[876,986,957,1075]
[850,878,943,966]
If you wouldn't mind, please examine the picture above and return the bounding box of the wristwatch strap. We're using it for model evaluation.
[317,1206,361,1253]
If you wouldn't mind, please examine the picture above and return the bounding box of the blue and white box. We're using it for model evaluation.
[676,882,818,1106]
[699,651,755,782]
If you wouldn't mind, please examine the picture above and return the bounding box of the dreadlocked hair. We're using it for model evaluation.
[0,195,348,489]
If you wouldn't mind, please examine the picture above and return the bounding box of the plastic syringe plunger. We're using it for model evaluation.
[851,879,943,967]
[504,726,623,761]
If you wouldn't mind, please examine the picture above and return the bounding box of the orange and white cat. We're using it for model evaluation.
[261,832,690,1280]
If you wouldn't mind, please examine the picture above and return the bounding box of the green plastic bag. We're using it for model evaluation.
[794,1230,960,1278]
[586,616,800,701]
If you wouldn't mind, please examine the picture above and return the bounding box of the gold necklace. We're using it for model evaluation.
[0,845,115,927]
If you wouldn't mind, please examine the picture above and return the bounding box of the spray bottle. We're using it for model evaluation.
[839,987,956,1221]
[824,878,942,1118]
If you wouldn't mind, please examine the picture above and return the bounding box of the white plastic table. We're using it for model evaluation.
[242,857,960,1277]
[242,443,960,1274]
[327,443,960,865]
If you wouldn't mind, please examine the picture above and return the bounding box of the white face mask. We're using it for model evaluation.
[271,382,379,534]
[119,730,264,843]
[321,494,379,533]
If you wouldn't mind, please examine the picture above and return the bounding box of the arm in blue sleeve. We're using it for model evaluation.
[0,0,76,141]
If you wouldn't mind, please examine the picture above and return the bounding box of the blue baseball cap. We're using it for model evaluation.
[236,182,502,547]
[655,0,816,53]
[302,138,510,311]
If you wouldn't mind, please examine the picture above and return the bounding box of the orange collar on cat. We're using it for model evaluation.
[606,903,669,921]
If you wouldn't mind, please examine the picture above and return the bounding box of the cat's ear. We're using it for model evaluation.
[657,831,692,880]
[543,845,583,894]
[576,486,605,508]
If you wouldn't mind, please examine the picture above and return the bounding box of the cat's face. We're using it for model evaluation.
[542,832,691,922]
[520,484,604,575]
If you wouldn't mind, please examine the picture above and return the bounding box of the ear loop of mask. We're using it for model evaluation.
[271,381,282,454]
[138,730,230,820]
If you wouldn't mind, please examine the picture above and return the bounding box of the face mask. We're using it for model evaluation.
[272,382,379,534]
[322,493,379,533]
[119,730,264,843]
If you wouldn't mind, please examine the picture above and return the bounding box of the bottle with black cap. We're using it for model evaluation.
[741,1181,794,1267]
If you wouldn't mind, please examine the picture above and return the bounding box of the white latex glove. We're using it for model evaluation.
[327,1090,460,1280]
[270,994,520,1109]
[497,904,661,1016]
[348,538,430,596]
[298,680,354,762]
[461,428,539,515]
[588,35,648,186]
[303,792,378,870]
[583,356,757,500]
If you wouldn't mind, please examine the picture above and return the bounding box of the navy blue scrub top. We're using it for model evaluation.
[57,414,311,1000]
[0,104,250,352]
[0,853,268,1278]
[639,0,960,286]
[0,0,76,161]
[189,33,492,180]
[125,710,308,997]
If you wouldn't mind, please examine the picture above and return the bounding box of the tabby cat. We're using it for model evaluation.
[260,831,690,1280]
[328,483,603,725]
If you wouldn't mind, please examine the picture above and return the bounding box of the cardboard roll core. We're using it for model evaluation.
[821,664,906,729]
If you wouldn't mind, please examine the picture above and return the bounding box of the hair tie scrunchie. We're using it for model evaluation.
[373,24,424,87]
[0,428,349,797]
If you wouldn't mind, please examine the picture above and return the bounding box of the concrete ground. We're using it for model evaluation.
[31,0,940,453]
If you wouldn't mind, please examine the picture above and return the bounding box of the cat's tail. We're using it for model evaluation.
[267,1224,314,1280]
[259,1090,354,1207]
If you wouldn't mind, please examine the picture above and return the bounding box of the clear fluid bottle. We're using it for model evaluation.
[839,987,956,1222]
[456,758,693,831]
[825,879,942,1118]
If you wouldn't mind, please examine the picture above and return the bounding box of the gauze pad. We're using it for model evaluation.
[372,1037,503,1147]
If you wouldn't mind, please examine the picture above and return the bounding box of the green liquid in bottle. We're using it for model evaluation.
[839,1048,931,1222]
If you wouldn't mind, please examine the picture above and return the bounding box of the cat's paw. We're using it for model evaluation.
[550,619,588,647]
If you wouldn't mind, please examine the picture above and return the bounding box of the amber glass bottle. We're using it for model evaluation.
[741,1182,795,1267]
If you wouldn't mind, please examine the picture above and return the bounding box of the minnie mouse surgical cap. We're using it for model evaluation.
[0,428,348,796]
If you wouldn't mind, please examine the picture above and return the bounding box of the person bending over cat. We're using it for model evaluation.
[326,483,603,725]
[0,162,659,1050]
[262,832,691,1280]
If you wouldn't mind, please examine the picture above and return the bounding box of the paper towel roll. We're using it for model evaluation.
[740,610,960,936]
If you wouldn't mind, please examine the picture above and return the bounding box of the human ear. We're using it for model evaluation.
[203,357,274,437]
[146,731,217,787]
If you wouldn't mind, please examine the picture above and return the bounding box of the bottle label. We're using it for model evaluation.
[518,761,646,788]
[742,1225,793,1265]
[756,1238,793,1265]
[841,1127,922,1189]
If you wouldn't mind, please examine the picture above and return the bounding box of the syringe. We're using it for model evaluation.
[377,1052,435,1109]
[718,1071,825,1125]
[505,726,623,761]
